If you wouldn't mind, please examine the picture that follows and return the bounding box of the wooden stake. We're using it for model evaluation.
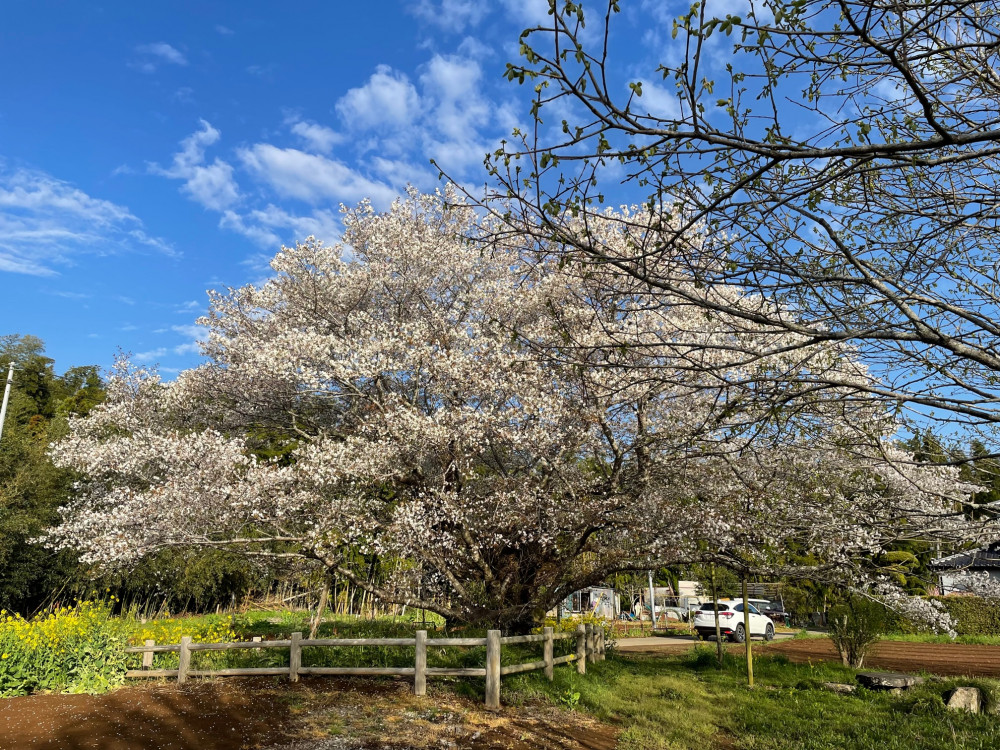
[543,627,554,681]
[485,630,501,709]
[414,630,427,696]
[711,564,723,667]
[743,578,754,688]
[289,632,302,682]
[178,636,191,684]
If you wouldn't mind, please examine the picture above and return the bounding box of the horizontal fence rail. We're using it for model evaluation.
[125,623,606,708]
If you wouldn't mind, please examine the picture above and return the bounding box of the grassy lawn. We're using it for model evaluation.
[498,647,1000,750]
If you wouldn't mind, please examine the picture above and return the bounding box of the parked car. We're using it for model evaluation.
[755,600,790,626]
[692,600,775,642]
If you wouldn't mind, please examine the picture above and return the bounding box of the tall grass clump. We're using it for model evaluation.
[0,600,131,696]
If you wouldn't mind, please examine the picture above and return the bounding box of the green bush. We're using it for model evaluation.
[828,596,891,668]
[931,595,1000,636]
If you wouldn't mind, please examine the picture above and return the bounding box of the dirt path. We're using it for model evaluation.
[0,677,617,750]
[0,678,293,750]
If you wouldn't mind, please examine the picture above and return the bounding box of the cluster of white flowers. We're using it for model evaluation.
[46,188,982,626]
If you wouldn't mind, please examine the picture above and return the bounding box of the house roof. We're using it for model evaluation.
[930,542,1000,570]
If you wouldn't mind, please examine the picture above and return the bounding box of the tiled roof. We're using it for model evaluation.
[931,542,1000,570]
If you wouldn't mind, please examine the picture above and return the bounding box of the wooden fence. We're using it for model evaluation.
[125,623,606,709]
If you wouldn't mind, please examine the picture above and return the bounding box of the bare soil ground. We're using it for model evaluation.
[617,634,1000,677]
[761,638,1000,677]
[0,677,618,750]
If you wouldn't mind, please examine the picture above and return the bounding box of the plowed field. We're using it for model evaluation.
[762,638,1000,677]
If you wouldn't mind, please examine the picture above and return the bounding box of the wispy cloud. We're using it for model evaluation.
[173,86,195,104]
[288,119,343,154]
[148,120,241,211]
[410,0,489,32]
[215,25,235,36]
[246,64,277,81]
[237,144,396,207]
[132,42,188,73]
[0,165,175,276]
[134,347,167,363]
[500,0,553,27]
[136,322,207,362]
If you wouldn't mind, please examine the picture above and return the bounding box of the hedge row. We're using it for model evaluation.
[931,596,1000,636]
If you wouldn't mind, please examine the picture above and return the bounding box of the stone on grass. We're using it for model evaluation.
[821,682,857,694]
[856,672,924,691]
[945,687,981,714]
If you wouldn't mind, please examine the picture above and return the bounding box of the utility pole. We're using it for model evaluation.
[0,363,14,444]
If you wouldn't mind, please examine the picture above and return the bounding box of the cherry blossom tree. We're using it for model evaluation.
[47,190,978,630]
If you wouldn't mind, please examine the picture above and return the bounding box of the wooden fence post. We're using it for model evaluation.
[178,636,192,684]
[543,627,554,681]
[586,624,596,664]
[414,630,427,696]
[575,624,586,675]
[485,630,501,710]
[289,632,302,682]
[597,627,605,661]
[142,639,154,669]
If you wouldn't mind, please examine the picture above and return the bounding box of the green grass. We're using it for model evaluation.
[499,647,1000,750]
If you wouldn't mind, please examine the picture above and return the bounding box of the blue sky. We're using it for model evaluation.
[1,0,596,375]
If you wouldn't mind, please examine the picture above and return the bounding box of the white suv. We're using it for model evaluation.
[693,599,775,642]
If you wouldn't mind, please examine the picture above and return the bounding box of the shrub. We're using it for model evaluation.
[932,596,1000,636]
[828,596,891,668]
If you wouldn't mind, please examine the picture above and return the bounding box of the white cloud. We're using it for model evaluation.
[173,86,195,104]
[170,323,206,355]
[336,66,422,130]
[0,166,174,275]
[635,80,682,120]
[137,322,206,363]
[220,210,282,248]
[134,347,168,363]
[237,144,396,207]
[457,36,494,59]
[48,290,91,300]
[418,54,493,174]
[133,42,188,71]
[223,204,345,249]
[215,25,235,35]
[289,120,343,154]
[246,64,277,81]
[501,0,552,27]
[326,53,499,179]
[410,0,488,32]
[149,120,241,211]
